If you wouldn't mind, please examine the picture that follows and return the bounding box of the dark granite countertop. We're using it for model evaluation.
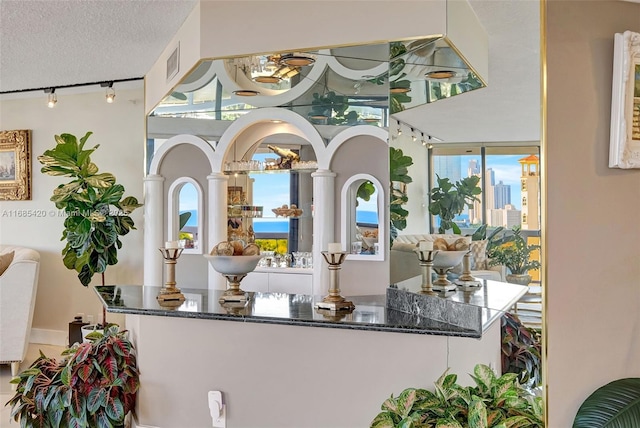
[94,285,483,338]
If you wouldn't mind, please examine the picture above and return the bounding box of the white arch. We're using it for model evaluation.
[210,57,328,108]
[174,60,217,94]
[340,173,386,262]
[213,108,326,171]
[322,125,388,169]
[320,48,388,81]
[149,134,216,175]
[167,177,205,255]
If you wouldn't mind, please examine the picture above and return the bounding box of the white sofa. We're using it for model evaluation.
[0,245,40,376]
[390,234,505,284]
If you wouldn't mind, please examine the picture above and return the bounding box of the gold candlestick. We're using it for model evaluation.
[415,249,438,295]
[314,251,355,312]
[455,251,482,289]
[157,247,186,307]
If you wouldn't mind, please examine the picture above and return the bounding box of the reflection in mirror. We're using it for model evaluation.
[147,37,485,171]
[389,38,484,114]
[341,174,385,261]
[167,177,203,254]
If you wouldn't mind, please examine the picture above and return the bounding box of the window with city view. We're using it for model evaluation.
[431,146,540,232]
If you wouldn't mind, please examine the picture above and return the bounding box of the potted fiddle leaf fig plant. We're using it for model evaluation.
[389,146,413,244]
[428,174,481,234]
[6,325,139,428]
[38,131,143,327]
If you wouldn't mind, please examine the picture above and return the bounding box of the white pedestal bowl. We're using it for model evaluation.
[431,250,468,291]
[204,255,262,303]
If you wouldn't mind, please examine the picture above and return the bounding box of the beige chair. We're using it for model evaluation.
[0,245,40,376]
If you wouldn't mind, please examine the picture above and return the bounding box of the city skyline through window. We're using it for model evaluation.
[432,147,540,230]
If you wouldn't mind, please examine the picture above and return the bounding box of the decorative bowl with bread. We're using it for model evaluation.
[204,241,262,303]
[429,237,470,291]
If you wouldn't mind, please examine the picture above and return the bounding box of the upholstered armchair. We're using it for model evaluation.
[390,234,506,285]
[0,245,40,376]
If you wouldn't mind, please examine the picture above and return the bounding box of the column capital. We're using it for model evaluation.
[144,174,165,182]
[311,169,336,178]
[207,172,230,181]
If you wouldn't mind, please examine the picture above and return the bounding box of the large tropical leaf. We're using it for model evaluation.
[573,378,640,428]
[370,412,396,428]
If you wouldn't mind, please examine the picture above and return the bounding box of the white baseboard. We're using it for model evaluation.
[30,328,67,346]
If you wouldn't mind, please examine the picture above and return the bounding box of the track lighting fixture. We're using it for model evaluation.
[101,82,115,103]
[397,121,402,135]
[411,128,417,142]
[45,88,57,108]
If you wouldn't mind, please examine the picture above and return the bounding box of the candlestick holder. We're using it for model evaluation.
[314,251,355,312]
[455,251,482,290]
[414,249,439,295]
[157,247,185,307]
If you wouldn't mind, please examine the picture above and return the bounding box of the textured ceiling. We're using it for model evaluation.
[0,0,197,92]
[0,0,541,143]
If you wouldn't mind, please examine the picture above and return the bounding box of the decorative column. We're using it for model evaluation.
[311,169,336,296]
[143,174,165,287]
[208,172,229,290]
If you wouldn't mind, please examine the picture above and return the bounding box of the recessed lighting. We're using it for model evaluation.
[309,114,329,120]
[233,89,260,96]
[253,75,281,84]
[279,54,315,67]
[390,87,411,94]
[425,70,456,79]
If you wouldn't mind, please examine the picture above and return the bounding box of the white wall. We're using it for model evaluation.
[0,88,145,344]
[131,314,501,428]
[546,2,640,426]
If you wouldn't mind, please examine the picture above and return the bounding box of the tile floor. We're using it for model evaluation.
[0,343,66,426]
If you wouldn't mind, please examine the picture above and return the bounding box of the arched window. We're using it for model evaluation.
[167,177,204,254]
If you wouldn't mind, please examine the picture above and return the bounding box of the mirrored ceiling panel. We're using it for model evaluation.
[150,37,485,127]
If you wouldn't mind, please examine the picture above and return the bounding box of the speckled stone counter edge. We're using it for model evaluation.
[386,288,482,334]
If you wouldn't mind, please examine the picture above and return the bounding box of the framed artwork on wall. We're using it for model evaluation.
[609,31,640,169]
[0,130,31,200]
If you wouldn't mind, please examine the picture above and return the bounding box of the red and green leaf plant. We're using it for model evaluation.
[6,325,139,428]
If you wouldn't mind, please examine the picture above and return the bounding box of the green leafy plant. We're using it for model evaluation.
[501,312,542,389]
[308,91,359,125]
[487,226,540,275]
[388,42,412,114]
[370,363,544,428]
[7,325,139,428]
[573,378,640,428]
[389,147,413,239]
[38,132,143,288]
[428,175,481,234]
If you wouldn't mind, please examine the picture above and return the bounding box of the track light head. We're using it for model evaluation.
[45,88,57,108]
[101,82,115,103]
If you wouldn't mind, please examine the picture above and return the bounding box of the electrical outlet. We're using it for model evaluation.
[208,391,226,428]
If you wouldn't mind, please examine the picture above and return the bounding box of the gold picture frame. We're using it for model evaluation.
[0,130,32,200]
[609,31,640,169]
